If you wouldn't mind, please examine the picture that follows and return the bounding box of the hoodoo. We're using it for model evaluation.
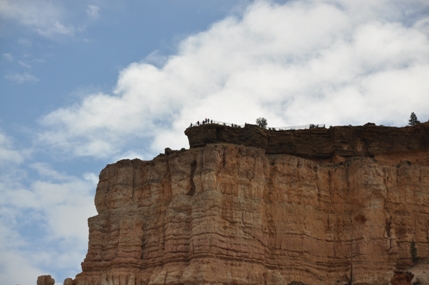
[40,122,429,285]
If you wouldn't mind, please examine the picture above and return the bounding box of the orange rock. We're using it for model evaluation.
[37,275,55,285]
[53,124,429,285]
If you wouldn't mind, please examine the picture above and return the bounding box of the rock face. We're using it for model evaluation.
[37,275,55,285]
[185,122,429,159]
[390,271,414,285]
[54,123,429,285]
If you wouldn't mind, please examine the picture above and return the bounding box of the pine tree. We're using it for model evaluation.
[409,112,420,126]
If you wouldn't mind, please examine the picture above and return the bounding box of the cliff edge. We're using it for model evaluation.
[185,122,429,161]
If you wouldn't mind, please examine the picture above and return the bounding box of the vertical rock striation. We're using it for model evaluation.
[42,123,429,285]
[72,143,429,284]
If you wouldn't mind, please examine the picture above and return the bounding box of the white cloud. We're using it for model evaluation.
[5,72,39,83]
[0,0,75,38]
[0,127,97,284]
[36,21,75,38]
[86,4,100,19]
[31,178,96,240]
[2,53,13,61]
[18,38,32,46]
[83,172,98,185]
[18,60,32,68]
[415,17,429,37]
[1,161,97,239]
[0,131,24,165]
[0,251,44,285]
[0,162,97,284]
[38,0,429,159]
[31,162,71,181]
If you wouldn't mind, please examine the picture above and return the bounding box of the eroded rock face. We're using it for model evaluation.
[37,275,55,285]
[391,271,414,285]
[70,138,429,285]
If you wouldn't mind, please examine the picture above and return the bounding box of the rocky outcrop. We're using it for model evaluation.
[185,122,429,160]
[42,123,429,285]
[37,275,55,285]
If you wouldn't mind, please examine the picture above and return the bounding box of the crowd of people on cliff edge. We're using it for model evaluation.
[189,118,213,127]
[188,119,325,131]
[188,119,243,129]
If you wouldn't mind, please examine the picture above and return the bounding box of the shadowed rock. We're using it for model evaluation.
[185,122,429,159]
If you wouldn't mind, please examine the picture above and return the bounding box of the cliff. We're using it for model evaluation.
[44,123,429,285]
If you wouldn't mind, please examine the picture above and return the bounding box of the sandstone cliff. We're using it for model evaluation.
[47,123,429,285]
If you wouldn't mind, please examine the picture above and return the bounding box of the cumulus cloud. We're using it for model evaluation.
[5,72,39,84]
[2,161,97,241]
[38,0,429,159]
[0,129,97,284]
[0,163,97,284]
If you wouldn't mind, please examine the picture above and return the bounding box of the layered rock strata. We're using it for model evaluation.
[185,122,429,160]
[68,122,429,285]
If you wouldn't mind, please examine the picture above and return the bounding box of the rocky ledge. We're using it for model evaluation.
[185,122,429,160]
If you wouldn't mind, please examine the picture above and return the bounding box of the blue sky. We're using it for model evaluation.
[1,0,429,284]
